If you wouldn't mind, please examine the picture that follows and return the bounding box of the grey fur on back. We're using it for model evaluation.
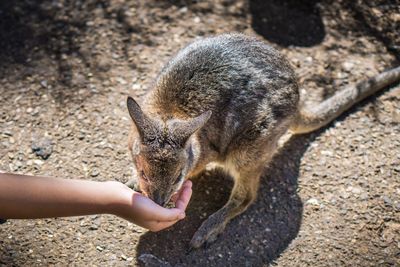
[147,33,299,155]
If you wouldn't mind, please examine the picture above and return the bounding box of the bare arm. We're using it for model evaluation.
[0,173,192,231]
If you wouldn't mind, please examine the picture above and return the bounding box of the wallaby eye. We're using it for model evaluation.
[141,171,150,182]
[173,172,183,185]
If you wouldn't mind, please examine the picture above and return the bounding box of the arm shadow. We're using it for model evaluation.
[136,133,317,266]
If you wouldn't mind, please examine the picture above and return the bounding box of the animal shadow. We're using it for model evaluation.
[249,0,325,47]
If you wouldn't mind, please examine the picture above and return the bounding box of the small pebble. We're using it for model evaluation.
[383,196,393,206]
[342,61,354,71]
[40,80,48,88]
[33,159,44,165]
[32,137,53,160]
[321,150,333,157]
[89,225,99,230]
[91,168,100,177]
[306,198,320,206]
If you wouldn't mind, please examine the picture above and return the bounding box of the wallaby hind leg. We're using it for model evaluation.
[190,161,263,248]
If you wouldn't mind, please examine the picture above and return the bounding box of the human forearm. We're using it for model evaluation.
[0,172,192,231]
[0,173,120,219]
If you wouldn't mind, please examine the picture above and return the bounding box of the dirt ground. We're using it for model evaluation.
[0,0,399,266]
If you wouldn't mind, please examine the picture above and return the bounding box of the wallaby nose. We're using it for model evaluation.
[153,192,166,207]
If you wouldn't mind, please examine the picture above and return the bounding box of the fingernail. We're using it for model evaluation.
[179,212,185,219]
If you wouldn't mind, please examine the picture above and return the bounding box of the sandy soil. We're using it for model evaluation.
[0,0,399,266]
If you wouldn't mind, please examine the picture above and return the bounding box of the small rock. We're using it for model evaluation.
[15,161,23,168]
[337,72,347,79]
[321,150,333,157]
[90,216,101,230]
[40,80,48,88]
[306,198,320,206]
[2,130,13,136]
[383,196,393,207]
[132,83,141,90]
[89,224,98,230]
[340,191,350,199]
[96,246,104,252]
[342,61,354,72]
[360,193,369,201]
[392,110,400,123]
[351,187,362,195]
[179,7,188,13]
[90,168,100,177]
[31,137,53,160]
[33,159,44,166]
[116,77,127,85]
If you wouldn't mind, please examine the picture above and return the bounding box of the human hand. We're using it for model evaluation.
[111,180,192,231]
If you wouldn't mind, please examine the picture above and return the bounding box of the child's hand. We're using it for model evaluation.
[113,180,192,231]
[0,172,192,231]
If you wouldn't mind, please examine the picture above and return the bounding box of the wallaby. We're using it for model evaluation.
[125,33,400,248]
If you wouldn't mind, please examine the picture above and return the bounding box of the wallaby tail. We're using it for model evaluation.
[290,66,400,134]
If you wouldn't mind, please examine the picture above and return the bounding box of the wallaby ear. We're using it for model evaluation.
[171,111,212,145]
[127,96,154,139]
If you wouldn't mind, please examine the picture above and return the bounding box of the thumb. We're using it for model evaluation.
[154,207,185,222]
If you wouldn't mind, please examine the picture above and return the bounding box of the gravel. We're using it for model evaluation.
[0,0,399,266]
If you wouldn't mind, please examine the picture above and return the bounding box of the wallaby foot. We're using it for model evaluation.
[190,207,229,248]
[190,166,261,248]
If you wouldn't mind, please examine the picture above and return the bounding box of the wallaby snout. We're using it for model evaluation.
[150,189,168,207]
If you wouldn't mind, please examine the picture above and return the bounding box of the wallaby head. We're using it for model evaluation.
[127,96,211,206]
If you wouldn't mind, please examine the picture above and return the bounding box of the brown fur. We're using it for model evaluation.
[125,33,400,248]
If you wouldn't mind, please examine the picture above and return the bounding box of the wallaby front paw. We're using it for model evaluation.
[190,213,226,248]
[125,177,139,191]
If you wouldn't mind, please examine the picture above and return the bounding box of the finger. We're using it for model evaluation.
[132,191,186,222]
[175,180,192,210]
[175,181,192,210]
[171,192,179,203]
[150,205,186,222]
[171,180,192,203]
